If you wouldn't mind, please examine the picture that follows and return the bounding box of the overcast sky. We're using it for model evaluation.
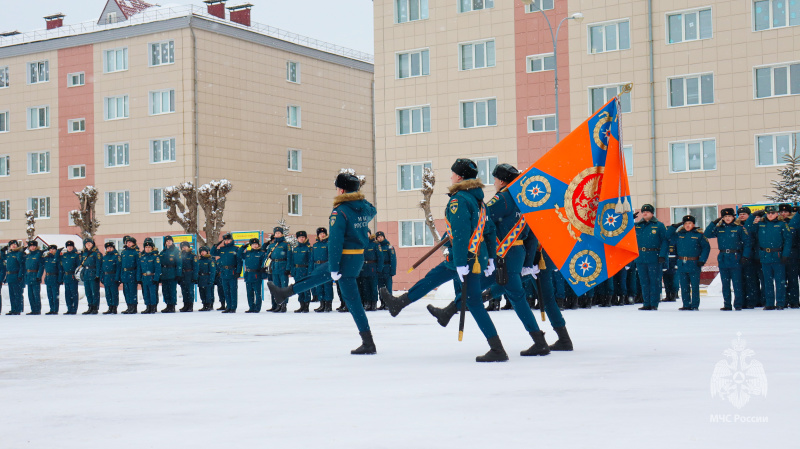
[0,0,375,54]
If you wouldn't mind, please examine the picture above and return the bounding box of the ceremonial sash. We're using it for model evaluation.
[495,217,526,259]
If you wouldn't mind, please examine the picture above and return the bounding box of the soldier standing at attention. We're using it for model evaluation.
[290,231,313,313]
[138,238,162,314]
[0,244,6,314]
[214,253,226,311]
[704,208,751,310]
[101,242,122,314]
[788,209,800,308]
[312,227,333,313]
[80,238,102,315]
[23,241,45,315]
[359,231,381,311]
[159,236,182,313]
[5,240,25,315]
[266,228,290,313]
[213,233,242,313]
[779,204,800,308]
[667,215,710,310]
[736,207,761,308]
[42,245,62,315]
[746,206,793,310]
[120,237,140,314]
[634,204,669,311]
[661,241,679,302]
[375,231,396,310]
[179,242,197,312]
[196,246,217,311]
[60,241,81,315]
[240,238,267,313]
[268,172,378,355]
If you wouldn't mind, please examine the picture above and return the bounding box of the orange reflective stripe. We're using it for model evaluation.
[495,217,526,258]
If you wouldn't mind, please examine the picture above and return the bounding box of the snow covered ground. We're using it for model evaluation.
[0,281,797,448]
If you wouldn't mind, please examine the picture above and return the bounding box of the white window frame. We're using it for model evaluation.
[149,40,175,67]
[288,149,302,172]
[755,130,800,167]
[753,0,800,32]
[67,164,86,180]
[666,7,713,44]
[67,118,86,133]
[527,114,556,134]
[67,71,85,87]
[150,137,177,164]
[671,204,718,229]
[396,105,431,135]
[753,61,800,99]
[587,19,631,54]
[105,190,131,215]
[526,53,555,73]
[0,66,8,88]
[0,155,8,177]
[395,0,429,24]
[397,161,433,192]
[28,196,51,219]
[0,199,9,221]
[588,82,633,115]
[623,145,634,176]
[0,110,8,132]
[460,97,498,129]
[286,61,300,83]
[27,60,49,84]
[475,157,498,185]
[667,72,715,108]
[396,48,430,79]
[104,142,130,168]
[103,47,128,73]
[459,0,494,14]
[458,39,496,71]
[525,0,554,13]
[104,95,129,121]
[149,89,176,115]
[398,220,435,248]
[668,138,717,173]
[150,188,168,213]
[287,105,301,128]
[27,151,50,175]
[27,106,50,129]
[288,193,302,216]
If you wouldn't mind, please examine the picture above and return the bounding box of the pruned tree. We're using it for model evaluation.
[164,182,199,239]
[418,167,441,241]
[198,179,232,247]
[766,152,800,203]
[70,186,100,240]
[25,210,36,242]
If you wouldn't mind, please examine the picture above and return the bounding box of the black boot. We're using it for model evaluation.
[110,306,118,314]
[426,301,458,327]
[295,301,310,313]
[277,303,287,313]
[351,331,377,355]
[217,302,227,311]
[82,305,93,315]
[91,305,99,314]
[364,301,375,312]
[140,305,150,314]
[556,297,565,310]
[314,301,326,312]
[501,299,514,310]
[324,301,333,312]
[520,331,551,356]
[337,302,349,312]
[376,301,387,310]
[201,303,212,311]
[267,282,294,308]
[476,336,509,362]
[380,288,411,317]
[549,326,573,351]
[162,304,176,313]
[103,306,114,315]
[485,299,500,312]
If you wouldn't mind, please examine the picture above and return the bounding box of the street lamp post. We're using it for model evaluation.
[520,1,582,142]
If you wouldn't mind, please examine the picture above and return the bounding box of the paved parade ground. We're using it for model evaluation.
[1,284,797,448]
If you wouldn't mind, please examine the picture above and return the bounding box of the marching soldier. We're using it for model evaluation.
[667,215,710,310]
[290,231,313,313]
[375,231,396,310]
[358,231,381,311]
[213,233,242,313]
[5,240,25,315]
[781,204,800,308]
[268,172,378,355]
[735,207,761,308]
[101,242,122,314]
[179,242,197,312]
[60,241,81,315]
[704,208,751,310]
[138,238,161,314]
[312,227,333,313]
[23,241,45,315]
[240,238,267,313]
[265,227,290,313]
[746,206,793,310]
[42,244,62,315]
[634,204,669,311]
[80,238,102,315]
[159,236,182,313]
[120,237,140,314]
[196,246,217,311]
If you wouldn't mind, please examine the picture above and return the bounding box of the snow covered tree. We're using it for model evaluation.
[164,182,199,240]
[70,186,100,240]
[766,152,800,203]
[198,179,232,247]
[25,210,36,242]
[418,167,441,241]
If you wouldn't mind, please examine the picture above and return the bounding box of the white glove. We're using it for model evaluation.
[456,266,470,282]
[330,271,342,281]
[483,259,495,277]
[529,265,541,279]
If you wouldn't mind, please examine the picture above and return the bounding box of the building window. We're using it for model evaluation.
[104,95,129,120]
[590,84,632,114]
[397,49,430,79]
[27,106,50,129]
[623,145,633,176]
[672,205,717,229]
[67,119,86,133]
[287,106,301,128]
[397,105,431,135]
[149,89,176,115]
[0,155,9,176]
[150,40,175,66]
[754,0,800,31]
[68,165,86,180]
[527,114,556,133]
[105,143,130,168]
[460,0,494,13]
[103,48,128,73]
[28,151,50,174]
[526,53,555,73]
[756,131,800,166]
[398,162,432,191]
[288,194,302,216]
[29,197,51,219]
[668,73,714,107]
[459,39,496,71]
[0,200,8,221]
[755,62,800,99]
[0,66,9,88]
[399,220,434,247]
[667,8,713,43]
[287,61,300,83]
[288,149,302,171]
[105,238,125,249]
[589,20,631,54]
[396,0,429,23]
[106,191,130,215]
[27,60,49,84]
[151,188,167,213]
[670,139,717,173]
[67,72,85,87]
[525,0,554,12]
[150,138,176,163]
[476,157,498,185]
[0,110,8,132]
[461,98,497,129]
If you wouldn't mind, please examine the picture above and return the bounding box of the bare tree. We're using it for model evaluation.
[198,179,232,247]
[70,186,100,240]
[164,182,199,239]
[25,210,36,242]
[418,167,441,241]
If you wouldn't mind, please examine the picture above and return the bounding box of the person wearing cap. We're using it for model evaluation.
[357,230,381,312]
[138,238,162,314]
[0,243,6,314]
[213,233,242,313]
[704,208,752,310]
[265,227,291,313]
[120,237,140,314]
[22,241,45,315]
[312,227,333,312]
[745,206,793,309]
[60,241,81,314]
[736,207,762,308]
[634,205,669,311]
[100,242,122,314]
[268,171,378,355]
[289,231,314,313]
[80,238,103,315]
[375,230,396,311]
[179,241,198,312]
[159,236,183,313]
[239,238,267,313]
[4,240,26,315]
[42,244,62,315]
[788,209,800,308]
[666,215,710,310]
[196,246,217,311]
[661,238,680,303]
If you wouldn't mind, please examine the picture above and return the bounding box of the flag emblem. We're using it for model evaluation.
[567,249,603,287]
[516,175,552,209]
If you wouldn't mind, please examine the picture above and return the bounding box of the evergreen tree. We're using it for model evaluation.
[766,150,800,203]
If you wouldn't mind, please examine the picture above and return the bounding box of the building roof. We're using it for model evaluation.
[114,0,157,19]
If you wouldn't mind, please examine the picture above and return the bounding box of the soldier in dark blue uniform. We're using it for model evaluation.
[101,242,122,314]
[240,238,267,313]
[704,208,752,310]
[269,172,378,354]
[213,233,242,313]
[214,255,226,311]
[80,238,102,315]
[375,231,396,310]
[138,238,162,314]
[60,241,81,315]
[312,227,333,313]
[780,204,800,308]
[661,241,679,302]
[120,236,140,314]
[179,242,197,312]
[42,244,61,315]
[736,207,761,308]
[197,246,217,311]
[159,236,182,313]
[5,240,25,315]
[266,228,290,312]
[0,244,6,314]
[746,206,793,309]
[358,231,381,311]
[290,231,313,313]
[23,241,45,315]
[667,215,711,310]
[634,204,669,311]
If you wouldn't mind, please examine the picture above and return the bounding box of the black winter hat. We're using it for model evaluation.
[28,240,38,247]
[164,235,174,243]
[316,227,327,236]
[641,204,655,213]
[65,240,74,247]
[105,241,115,248]
[375,231,385,238]
[8,239,18,246]
[682,215,696,224]
[143,238,155,248]
[273,227,284,234]
[492,163,520,183]
[335,172,361,192]
[180,241,191,248]
[738,207,752,215]
[720,208,736,217]
[296,231,307,238]
[48,244,58,250]
[249,238,260,245]
[451,158,479,179]
[765,205,778,213]
[199,246,210,254]
[779,203,792,213]
[222,233,233,240]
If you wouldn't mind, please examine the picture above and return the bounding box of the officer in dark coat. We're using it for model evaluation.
[667,215,711,310]
[746,206,793,309]
[159,236,182,313]
[214,251,226,311]
[60,241,81,314]
[42,244,62,315]
[240,238,267,313]
[101,242,122,314]
[375,231,396,310]
[704,208,752,310]
[138,238,162,314]
[120,236,140,314]
[80,238,102,315]
[312,227,333,312]
[634,204,669,311]
[23,241,45,315]
[661,240,679,302]
[736,207,761,308]
[179,242,197,312]
[290,231,313,312]
[266,227,291,312]
[196,246,217,311]
[4,240,25,315]
[0,244,6,314]
[268,172,378,354]
[358,231,381,311]
[781,204,800,308]
[213,233,242,313]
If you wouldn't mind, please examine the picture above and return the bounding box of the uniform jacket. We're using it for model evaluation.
[377,239,397,277]
[212,241,242,280]
[444,179,497,271]
[60,249,81,283]
[4,247,25,283]
[160,245,182,281]
[745,215,793,264]
[24,249,45,284]
[703,221,752,268]
[360,238,381,277]
[196,254,217,287]
[42,251,62,284]
[266,237,290,274]
[239,245,267,283]
[328,191,377,277]
[634,218,669,264]
[785,215,800,259]
[289,241,312,278]
[137,251,162,283]
[120,245,140,283]
[180,250,198,283]
[101,249,122,284]
[487,188,530,252]
[0,248,6,283]
[666,226,711,271]
[80,248,102,282]
[312,237,329,266]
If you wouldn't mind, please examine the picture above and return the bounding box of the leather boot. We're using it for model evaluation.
[277,303,287,313]
[314,301,326,312]
[337,302,348,313]
[485,299,500,312]
[294,301,310,313]
[183,301,193,312]
[324,301,333,312]
[363,301,375,312]
[426,301,458,327]
[350,331,377,355]
[82,305,93,315]
[267,282,294,307]
[501,299,514,310]
[376,300,387,310]
[110,306,118,314]
[380,288,411,317]
[520,330,551,356]
[549,326,573,351]
[103,306,114,315]
[476,336,509,362]
[162,304,176,313]
[217,302,227,311]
